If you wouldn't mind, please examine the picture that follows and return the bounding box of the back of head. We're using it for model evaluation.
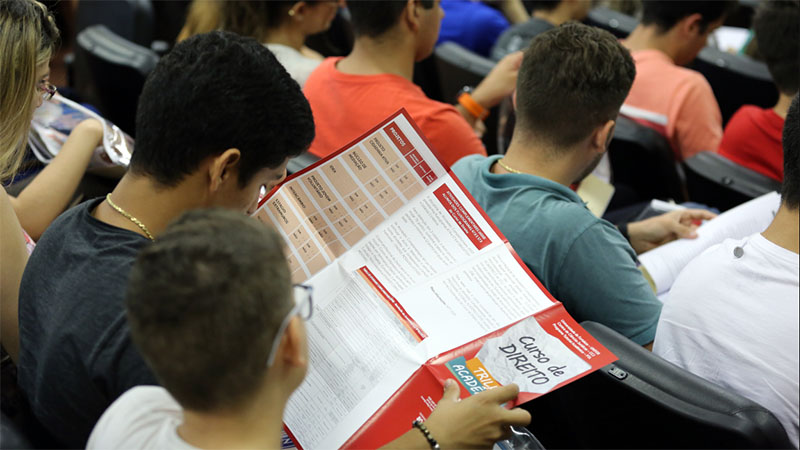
[219,1,296,42]
[640,1,737,33]
[752,0,799,96]
[782,95,799,209]
[0,0,59,181]
[131,31,314,188]
[515,22,635,149]
[126,208,293,412]
[347,0,434,38]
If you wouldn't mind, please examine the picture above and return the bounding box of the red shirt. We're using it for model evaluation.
[303,57,486,168]
[718,105,784,181]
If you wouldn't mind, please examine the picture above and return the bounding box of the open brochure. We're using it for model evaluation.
[28,95,133,169]
[639,191,781,296]
[253,110,617,450]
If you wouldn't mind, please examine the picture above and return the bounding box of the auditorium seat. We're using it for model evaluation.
[76,25,160,136]
[75,0,155,46]
[688,47,779,126]
[607,115,687,205]
[523,321,793,449]
[683,151,781,211]
[433,42,502,156]
[287,152,321,175]
[584,7,638,39]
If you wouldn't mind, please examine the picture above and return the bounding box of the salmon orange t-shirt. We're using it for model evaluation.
[303,57,486,168]
[621,49,722,161]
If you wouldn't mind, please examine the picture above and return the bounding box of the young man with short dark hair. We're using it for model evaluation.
[87,209,531,449]
[621,1,736,160]
[453,23,714,346]
[655,94,800,447]
[718,0,799,181]
[303,0,522,167]
[17,31,314,447]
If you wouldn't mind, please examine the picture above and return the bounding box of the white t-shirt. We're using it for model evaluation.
[654,233,799,448]
[265,43,322,87]
[87,386,198,450]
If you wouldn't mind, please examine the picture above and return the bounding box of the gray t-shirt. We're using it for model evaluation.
[17,198,156,448]
[491,17,555,61]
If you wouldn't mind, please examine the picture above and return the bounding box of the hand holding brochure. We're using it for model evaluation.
[254,110,616,449]
[29,95,133,168]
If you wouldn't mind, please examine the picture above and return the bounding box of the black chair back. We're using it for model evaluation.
[75,0,154,46]
[688,47,779,126]
[683,151,781,211]
[287,152,322,175]
[523,321,794,449]
[433,42,500,155]
[584,7,638,38]
[608,115,686,204]
[76,25,160,136]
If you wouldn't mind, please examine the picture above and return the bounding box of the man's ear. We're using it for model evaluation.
[208,148,241,193]
[403,0,421,33]
[592,120,615,154]
[280,317,308,369]
[680,13,704,38]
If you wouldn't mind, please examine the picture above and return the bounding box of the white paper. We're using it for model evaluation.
[638,192,780,294]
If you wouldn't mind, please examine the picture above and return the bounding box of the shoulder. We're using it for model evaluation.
[88,386,185,450]
[303,57,339,91]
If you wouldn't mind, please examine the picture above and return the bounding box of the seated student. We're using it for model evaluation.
[654,94,800,448]
[717,0,799,182]
[437,0,528,58]
[177,0,341,87]
[490,0,592,60]
[303,0,522,167]
[16,31,315,448]
[452,23,714,346]
[87,208,531,449]
[621,1,736,161]
[0,0,108,361]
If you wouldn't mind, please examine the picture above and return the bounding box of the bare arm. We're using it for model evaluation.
[456,52,523,129]
[1,189,29,361]
[498,0,530,24]
[9,119,104,240]
[382,381,531,449]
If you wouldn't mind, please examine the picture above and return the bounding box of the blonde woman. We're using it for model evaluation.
[1,0,105,361]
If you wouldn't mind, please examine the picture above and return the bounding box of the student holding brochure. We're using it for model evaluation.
[88,208,532,449]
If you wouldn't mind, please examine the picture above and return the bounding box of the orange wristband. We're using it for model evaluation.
[458,92,489,120]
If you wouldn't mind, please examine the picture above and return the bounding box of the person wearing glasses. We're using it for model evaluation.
[0,0,106,362]
[88,208,531,449]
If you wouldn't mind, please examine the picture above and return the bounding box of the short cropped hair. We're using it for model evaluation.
[126,209,293,411]
[347,0,433,38]
[782,95,799,209]
[132,31,314,187]
[753,0,799,95]
[515,22,635,149]
[641,1,737,33]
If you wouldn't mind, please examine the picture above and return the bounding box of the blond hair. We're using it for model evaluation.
[0,0,59,182]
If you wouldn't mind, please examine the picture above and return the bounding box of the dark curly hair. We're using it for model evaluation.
[131,31,314,187]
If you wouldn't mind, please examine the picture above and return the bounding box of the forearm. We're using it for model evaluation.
[11,119,103,239]
[380,428,431,450]
[500,0,530,24]
[1,189,29,361]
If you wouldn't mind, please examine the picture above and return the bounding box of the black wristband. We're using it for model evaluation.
[617,222,630,242]
[412,419,441,450]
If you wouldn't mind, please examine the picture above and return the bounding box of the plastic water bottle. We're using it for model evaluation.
[493,426,544,450]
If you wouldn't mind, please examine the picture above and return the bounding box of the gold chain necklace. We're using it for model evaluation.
[105,194,155,241]
[496,158,523,174]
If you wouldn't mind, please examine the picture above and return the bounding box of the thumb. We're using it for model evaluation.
[440,379,461,403]
[666,218,697,239]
